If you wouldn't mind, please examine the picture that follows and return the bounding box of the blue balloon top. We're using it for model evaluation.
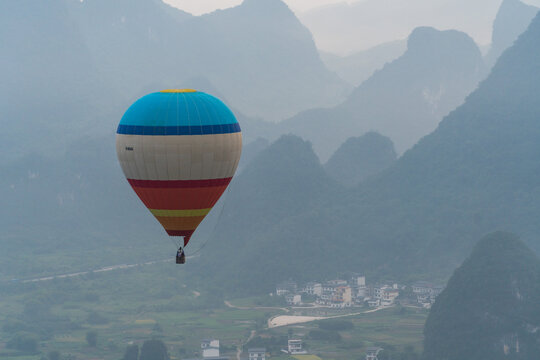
[117,90,240,136]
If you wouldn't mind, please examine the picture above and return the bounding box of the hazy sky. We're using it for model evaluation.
[164,0,540,54]
[163,0,357,15]
[164,0,540,15]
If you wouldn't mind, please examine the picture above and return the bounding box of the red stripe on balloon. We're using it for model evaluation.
[127,178,232,188]
[130,185,228,210]
[167,230,195,246]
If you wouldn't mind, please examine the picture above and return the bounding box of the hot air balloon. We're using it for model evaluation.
[116,89,242,263]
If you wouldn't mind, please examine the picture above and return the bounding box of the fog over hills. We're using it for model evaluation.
[0,0,348,163]
[196,12,540,291]
[324,132,397,187]
[299,0,506,54]
[192,135,344,291]
[423,232,540,359]
[2,0,540,295]
[3,1,540,358]
[283,27,484,160]
[321,40,407,87]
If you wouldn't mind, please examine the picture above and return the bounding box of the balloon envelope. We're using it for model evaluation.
[116,89,242,246]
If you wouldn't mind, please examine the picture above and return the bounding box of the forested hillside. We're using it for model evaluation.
[423,232,540,359]
[324,133,397,187]
[197,12,540,293]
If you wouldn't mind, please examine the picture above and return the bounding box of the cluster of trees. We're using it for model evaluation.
[246,335,289,354]
[122,340,169,360]
[377,345,420,360]
[306,319,356,343]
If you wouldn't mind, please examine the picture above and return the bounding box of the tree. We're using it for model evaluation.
[86,331,97,347]
[123,344,139,360]
[317,319,354,331]
[47,350,61,360]
[6,332,39,353]
[139,340,169,360]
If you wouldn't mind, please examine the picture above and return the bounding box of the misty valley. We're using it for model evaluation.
[2,0,540,360]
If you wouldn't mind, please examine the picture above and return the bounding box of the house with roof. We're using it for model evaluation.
[276,280,298,296]
[366,347,383,360]
[331,286,353,307]
[248,348,266,360]
[285,293,302,305]
[201,339,229,360]
[380,288,400,306]
[184,339,229,360]
[282,339,308,355]
[303,282,323,296]
[412,281,444,305]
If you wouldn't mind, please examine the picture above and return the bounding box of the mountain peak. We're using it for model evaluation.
[407,27,480,58]
[239,0,292,14]
[486,0,539,68]
[423,232,540,359]
[325,132,397,187]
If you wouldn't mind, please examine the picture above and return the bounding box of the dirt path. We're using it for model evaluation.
[19,258,174,283]
[267,306,390,328]
[224,300,290,313]
[236,330,256,360]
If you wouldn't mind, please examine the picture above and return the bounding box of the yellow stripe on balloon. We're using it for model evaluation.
[149,208,212,217]
[160,89,197,93]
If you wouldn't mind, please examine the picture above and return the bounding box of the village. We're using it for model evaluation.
[275,275,444,309]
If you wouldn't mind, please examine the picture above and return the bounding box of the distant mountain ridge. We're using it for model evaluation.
[0,0,348,162]
[193,12,540,292]
[485,0,539,70]
[324,132,397,187]
[68,0,350,122]
[283,26,484,160]
[321,40,407,86]
[299,0,504,54]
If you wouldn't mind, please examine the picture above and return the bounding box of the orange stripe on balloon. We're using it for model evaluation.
[154,215,206,231]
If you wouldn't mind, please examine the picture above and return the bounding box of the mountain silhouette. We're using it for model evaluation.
[485,0,538,70]
[324,132,397,187]
[283,27,484,160]
[423,232,540,359]
[195,12,540,291]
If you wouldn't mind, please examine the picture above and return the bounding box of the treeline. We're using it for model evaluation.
[122,340,169,360]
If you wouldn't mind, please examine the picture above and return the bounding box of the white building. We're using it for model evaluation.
[352,275,366,287]
[286,339,307,355]
[412,281,434,295]
[357,286,367,299]
[201,339,220,358]
[318,289,335,304]
[248,348,265,360]
[326,279,348,286]
[276,280,298,296]
[332,286,353,307]
[366,347,383,360]
[412,282,444,304]
[285,294,302,305]
[380,288,400,306]
[304,282,323,296]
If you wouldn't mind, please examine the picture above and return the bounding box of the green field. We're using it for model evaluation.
[0,262,427,360]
